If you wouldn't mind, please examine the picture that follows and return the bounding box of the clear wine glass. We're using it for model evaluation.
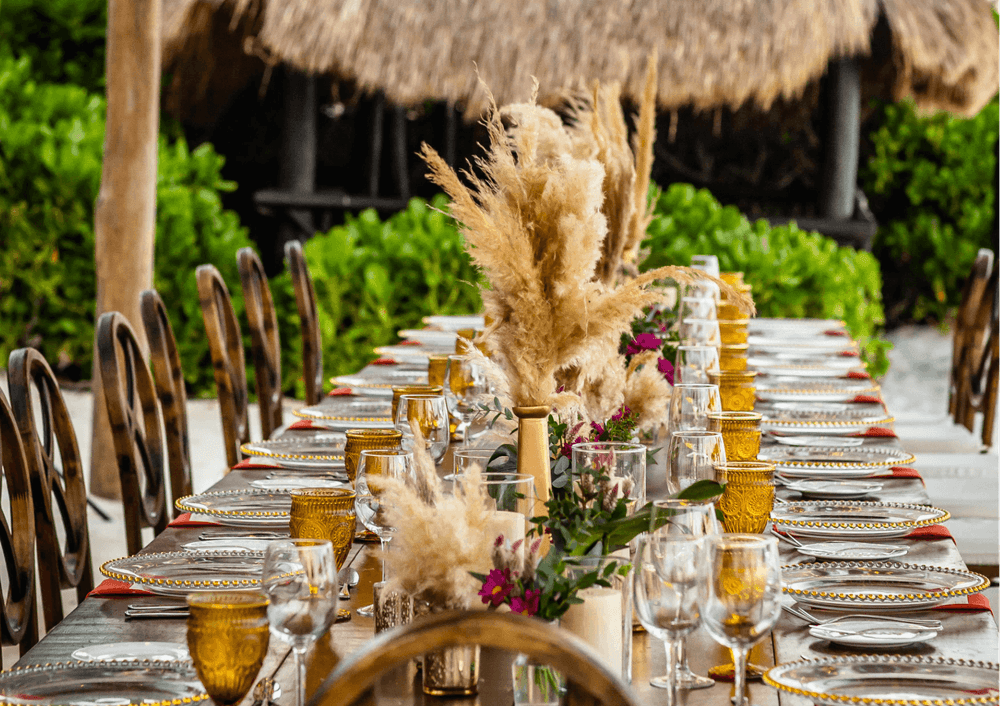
[354,449,414,616]
[447,354,488,445]
[395,393,449,462]
[667,383,722,435]
[701,534,782,706]
[689,255,720,279]
[633,534,704,704]
[674,346,721,385]
[679,297,717,321]
[679,318,721,347]
[262,540,339,706]
[666,431,726,492]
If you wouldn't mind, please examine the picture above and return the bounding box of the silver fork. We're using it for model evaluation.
[782,603,942,630]
[770,526,802,547]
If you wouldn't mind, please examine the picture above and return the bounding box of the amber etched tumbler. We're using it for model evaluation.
[708,371,757,412]
[427,354,451,387]
[708,411,762,461]
[713,461,775,534]
[187,591,270,706]
[719,343,749,371]
[289,488,357,571]
[718,320,749,345]
[390,385,444,421]
[344,429,402,483]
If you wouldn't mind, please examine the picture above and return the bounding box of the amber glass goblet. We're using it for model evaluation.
[391,385,443,423]
[427,353,451,387]
[187,591,270,706]
[708,371,757,412]
[719,343,749,371]
[713,461,776,533]
[290,488,357,571]
[707,412,762,462]
[344,428,402,483]
[718,320,749,345]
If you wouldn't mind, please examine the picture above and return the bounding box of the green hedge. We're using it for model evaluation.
[642,183,892,376]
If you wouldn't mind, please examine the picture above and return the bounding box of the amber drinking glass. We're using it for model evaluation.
[391,385,443,423]
[344,429,402,483]
[718,320,749,345]
[289,488,357,571]
[395,394,450,462]
[427,353,451,387]
[447,355,488,445]
[707,412,762,462]
[719,343,749,371]
[713,461,776,534]
[187,591,270,706]
[708,371,757,412]
[717,302,749,321]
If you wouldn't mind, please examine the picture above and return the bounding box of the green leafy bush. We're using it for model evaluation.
[0,53,255,393]
[642,183,891,377]
[862,97,998,325]
[271,196,482,396]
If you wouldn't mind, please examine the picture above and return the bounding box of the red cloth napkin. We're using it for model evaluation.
[851,394,884,404]
[870,466,923,483]
[932,594,993,613]
[399,340,422,346]
[839,350,860,357]
[850,427,897,438]
[89,578,154,598]
[288,419,323,430]
[904,524,955,543]
[824,329,848,337]
[328,387,354,396]
[231,459,283,470]
[168,512,221,528]
[371,358,397,365]
[846,371,872,379]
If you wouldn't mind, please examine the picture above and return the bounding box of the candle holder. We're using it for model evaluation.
[707,412,762,461]
[572,442,646,509]
[391,385,443,421]
[718,320,749,345]
[708,371,757,412]
[344,429,402,482]
[719,343,749,371]
[713,461,775,533]
[373,581,413,634]
[561,555,633,681]
[452,472,535,549]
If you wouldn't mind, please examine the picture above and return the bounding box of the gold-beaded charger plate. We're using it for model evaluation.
[771,436,865,447]
[182,538,275,552]
[784,479,884,499]
[249,477,348,491]
[421,315,485,330]
[0,660,208,704]
[794,541,907,561]
[758,444,914,470]
[293,400,393,430]
[750,362,868,378]
[241,435,346,469]
[176,489,292,526]
[748,317,846,332]
[771,500,949,539]
[372,345,436,365]
[71,642,190,663]
[101,550,263,596]
[781,561,988,610]
[755,377,879,404]
[398,329,459,346]
[747,335,857,350]
[764,655,999,705]
[331,368,429,395]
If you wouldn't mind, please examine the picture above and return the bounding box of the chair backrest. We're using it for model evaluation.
[955,256,998,447]
[285,240,324,406]
[950,248,995,417]
[238,247,283,439]
[310,611,640,706]
[197,264,250,468]
[0,386,37,660]
[7,347,91,634]
[141,289,193,513]
[97,312,169,556]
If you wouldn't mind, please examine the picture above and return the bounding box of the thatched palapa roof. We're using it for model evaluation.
[163,0,999,121]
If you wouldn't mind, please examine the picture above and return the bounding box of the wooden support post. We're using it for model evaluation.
[820,57,861,220]
[369,93,385,197]
[444,103,457,168]
[90,0,162,499]
[391,105,409,201]
[279,69,317,243]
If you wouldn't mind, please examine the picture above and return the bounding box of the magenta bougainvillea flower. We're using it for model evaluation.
[657,357,675,385]
[477,568,513,607]
[510,589,541,617]
[626,332,662,356]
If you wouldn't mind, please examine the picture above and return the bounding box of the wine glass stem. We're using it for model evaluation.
[293,644,308,706]
[662,637,680,706]
[732,645,749,706]
[379,538,389,583]
[462,413,472,445]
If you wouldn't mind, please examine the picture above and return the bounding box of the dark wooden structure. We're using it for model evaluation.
[97,312,169,556]
[285,240,324,405]
[238,247,284,439]
[141,289,194,514]
[7,348,93,636]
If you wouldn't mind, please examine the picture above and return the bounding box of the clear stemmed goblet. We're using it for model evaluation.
[667,384,722,436]
[395,393,449,463]
[446,354,488,445]
[666,431,726,493]
[262,540,339,706]
[633,534,704,704]
[674,346,721,385]
[679,318,722,347]
[354,448,414,616]
[187,591,270,706]
[679,296,717,321]
[701,534,782,706]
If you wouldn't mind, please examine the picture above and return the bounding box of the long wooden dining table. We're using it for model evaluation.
[14,320,999,705]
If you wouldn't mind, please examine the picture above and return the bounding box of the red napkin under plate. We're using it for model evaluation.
[399,340,422,346]
[824,329,848,337]
[850,394,884,404]
[846,371,872,379]
[870,466,924,483]
[839,350,860,357]
[904,524,955,543]
[89,578,154,598]
[231,460,283,470]
[932,594,992,613]
[288,419,323,430]
[850,427,897,438]
[168,512,221,529]
[371,358,397,365]
[328,387,354,396]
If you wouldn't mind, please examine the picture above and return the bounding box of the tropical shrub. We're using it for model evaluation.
[642,183,892,377]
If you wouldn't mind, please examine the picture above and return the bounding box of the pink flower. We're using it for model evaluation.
[510,589,541,616]
[478,568,513,607]
[657,358,675,386]
[627,332,663,355]
[560,434,587,459]
[611,405,632,422]
[590,421,605,437]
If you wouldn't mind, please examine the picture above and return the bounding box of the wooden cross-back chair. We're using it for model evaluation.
[197,264,251,468]
[141,289,193,514]
[285,240,324,406]
[97,312,169,556]
[7,347,91,635]
[238,247,283,439]
[0,386,37,661]
[310,611,640,706]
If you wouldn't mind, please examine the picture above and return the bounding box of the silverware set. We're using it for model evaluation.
[780,603,943,632]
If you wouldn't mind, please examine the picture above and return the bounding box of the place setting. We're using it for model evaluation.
[292,398,394,430]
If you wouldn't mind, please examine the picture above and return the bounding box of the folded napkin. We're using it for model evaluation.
[903,524,955,543]
[328,387,355,396]
[824,329,848,337]
[288,419,323,430]
[849,427,897,438]
[838,350,860,357]
[89,578,154,598]
[870,466,923,483]
[399,340,422,346]
[371,358,398,365]
[231,459,283,470]
[168,512,221,529]
[846,371,872,380]
[850,394,884,404]
[932,594,993,613]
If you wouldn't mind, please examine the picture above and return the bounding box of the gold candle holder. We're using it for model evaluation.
[707,411,762,461]
[427,353,450,387]
[391,385,443,421]
[708,371,757,412]
[713,461,775,533]
[344,429,402,482]
[718,320,749,345]
[289,488,357,571]
[187,591,270,706]
[719,343,749,371]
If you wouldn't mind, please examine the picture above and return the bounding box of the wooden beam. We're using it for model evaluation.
[820,57,861,220]
[278,69,316,243]
[90,0,161,500]
[368,93,385,197]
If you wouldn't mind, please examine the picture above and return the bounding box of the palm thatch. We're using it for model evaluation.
[191,0,998,120]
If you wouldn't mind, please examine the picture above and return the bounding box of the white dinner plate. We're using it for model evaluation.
[794,541,908,561]
[784,479,884,499]
[71,642,190,663]
[808,618,937,647]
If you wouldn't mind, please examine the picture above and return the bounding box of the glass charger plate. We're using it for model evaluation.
[761,417,895,436]
[772,436,865,447]
[293,400,393,430]
[771,500,949,539]
[399,329,459,346]
[808,618,937,647]
[249,477,348,491]
[762,403,887,422]
[176,489,292,526]
[781,561,988,610]
[747,335,857,349]
[764,655,999,705]
[422,315,485,330]
[372,345,435,364]
[751,351,860,364]
[784,479,884,499]
[101,550,263,595]
[182,538,275,552]
[333,367,429,388]
[0,660,208,704]
[758,444,914,469]
[241,435,346,469]
[748,317,845,331]
[749,363,868,378]
[71,642,189,663]
[794,541,907,561]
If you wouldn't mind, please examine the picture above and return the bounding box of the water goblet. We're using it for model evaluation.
[395,394,449,462]
[679,297,717,321]
[187,591,270,706]
[262,539,339,706]
[447,355,488,445]
[701,534,782,706]
[684,279,720,302]
[674,346,721,385]
[452,447,501,474]
[679,318,721,347]
[666,431,726,492]
[667,383,722,435]
[689,255,720,278]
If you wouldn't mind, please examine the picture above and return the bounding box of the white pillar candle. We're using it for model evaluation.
[485,510,526,547]
[559,586,624,677]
